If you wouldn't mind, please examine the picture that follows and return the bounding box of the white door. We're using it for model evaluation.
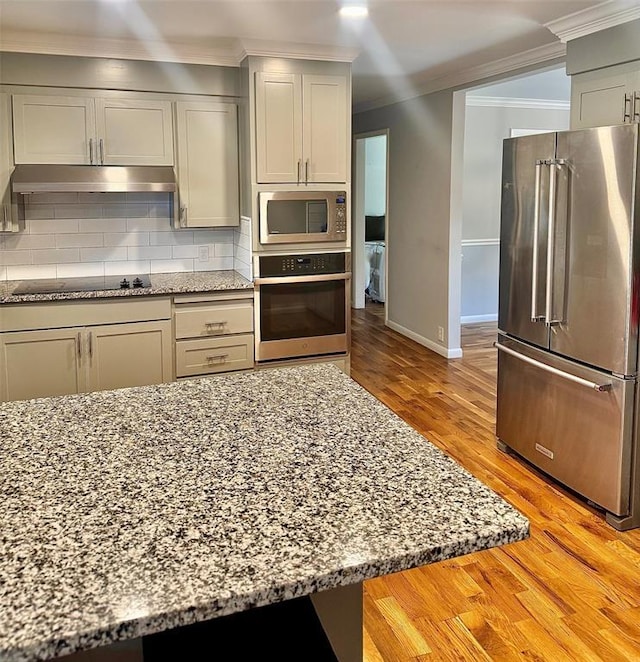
[175,101,239,227]
[302,74,348,183]
[95,98,174,165]
[12,95,96,164]
[255,72,303,183]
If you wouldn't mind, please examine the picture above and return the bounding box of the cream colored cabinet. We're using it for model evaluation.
[12,94,174,165]
[174,291,254,377]
[0,92,18,232]
[0,298,173,402]
[570,64,640,129]
[255,72,347,184]
[175,101,239,228]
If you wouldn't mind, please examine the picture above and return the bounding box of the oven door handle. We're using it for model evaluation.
[254,273,351,286]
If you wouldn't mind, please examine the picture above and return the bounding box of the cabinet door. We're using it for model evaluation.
[0,93,18,232]
[95,98,174,166]
[0,328,84,402]
[255,72,303,183]
[86,320,172,392]
[175,101,239,227]
[12,95,95,164]
[570,72,632,129]
[302,74,348,183]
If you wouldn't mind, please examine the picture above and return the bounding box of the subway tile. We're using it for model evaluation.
[7,264,57,280]
[103,203,148,219]
[104,232,150,247]
[235,231,251,251]
[0,250,32,266]
[3,234,56,250]
[104,260,150,276]
[126,192,170,204]
[55,204,103,220]
[55,233,104,249]
[24,205,56,221]
[234,262,252,281]
[128,246,172,260]
[193,229,234,244]
[80,247,128,262]
[171,244,199,259]
[27,192,78,205]
[215,243,234,257]
[0,266,6,280]
[194,256,233,272]
[148,202,172,219]
[150,259,194,274]
[57,263,105,278]
[234,245,251,267]
[149,230,194,246]
[126,217,171,232]
[240,217,252,236]
[32,248,80,265]
[29,219,79,234]
[79,218,126,233]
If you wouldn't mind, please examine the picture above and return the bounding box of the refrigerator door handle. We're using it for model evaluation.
[545,158,567,326]
[495,342,612,392]
[531,160,545,322]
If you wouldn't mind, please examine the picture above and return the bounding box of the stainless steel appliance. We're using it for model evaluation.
[254,251,350,362]
[259,190,347,245]
[496,123,640,531]
[11,274,151,295]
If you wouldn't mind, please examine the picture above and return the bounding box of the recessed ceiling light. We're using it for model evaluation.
[339,6,369,18]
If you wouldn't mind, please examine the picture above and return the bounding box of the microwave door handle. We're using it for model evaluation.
[255,273,351,286]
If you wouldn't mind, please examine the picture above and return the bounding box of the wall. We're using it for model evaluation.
[0,192,252,280]
[364,135,386,217]
[460,101,569,321]
[353,90,457,356]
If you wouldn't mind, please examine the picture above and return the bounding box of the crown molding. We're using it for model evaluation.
[0,30,360,67]
[237,38,359,63]
[466,96,570,110]
[544,0,640,43]
[353,41,566,115]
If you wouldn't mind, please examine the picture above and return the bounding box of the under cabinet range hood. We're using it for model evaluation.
[11,164,177,194]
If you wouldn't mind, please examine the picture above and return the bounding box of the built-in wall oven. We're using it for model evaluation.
[254,251,351,363]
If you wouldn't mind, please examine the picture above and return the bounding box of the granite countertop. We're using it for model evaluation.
[0,364,529,661]
[0,270,253,304]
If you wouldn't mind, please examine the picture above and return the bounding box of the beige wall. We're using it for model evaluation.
[353,90,456,353]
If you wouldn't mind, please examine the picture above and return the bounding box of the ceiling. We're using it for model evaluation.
[0,0,637,111]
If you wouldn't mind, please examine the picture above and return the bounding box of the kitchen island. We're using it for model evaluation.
[0,364,529,661]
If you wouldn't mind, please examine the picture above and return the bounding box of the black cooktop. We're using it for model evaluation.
[12,274,152,295]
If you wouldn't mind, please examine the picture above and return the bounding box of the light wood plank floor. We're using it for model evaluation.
[351,302,640,662]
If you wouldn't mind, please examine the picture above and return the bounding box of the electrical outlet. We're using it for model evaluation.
[437,326,445,342]
[198,245,209,262]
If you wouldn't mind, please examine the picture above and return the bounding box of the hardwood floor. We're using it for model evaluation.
[351,302,640,662]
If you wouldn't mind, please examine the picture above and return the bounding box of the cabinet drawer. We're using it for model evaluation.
[174,300,253,338]
[176,334,254,377]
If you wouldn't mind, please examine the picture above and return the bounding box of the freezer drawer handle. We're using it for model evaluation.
[495,343,612,392]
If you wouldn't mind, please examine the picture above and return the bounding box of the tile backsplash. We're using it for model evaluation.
[0,192,253,281]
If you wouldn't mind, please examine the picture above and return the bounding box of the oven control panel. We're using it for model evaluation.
[335,195,347,234]
[259,252,347,277]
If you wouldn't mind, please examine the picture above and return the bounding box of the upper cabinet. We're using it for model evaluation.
[12,94,174,166]
[570,63,640,129]
[175,101,239,228]
[255,72,348,184]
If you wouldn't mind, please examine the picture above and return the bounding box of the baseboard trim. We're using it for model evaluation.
[386,320,463,359]
[461,314,498,324]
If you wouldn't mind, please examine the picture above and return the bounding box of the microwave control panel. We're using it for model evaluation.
[259,252,347,277]
[335,194,347,234]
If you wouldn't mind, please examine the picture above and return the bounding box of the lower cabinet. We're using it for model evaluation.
[0,299,173,402]
[173,291,254,378]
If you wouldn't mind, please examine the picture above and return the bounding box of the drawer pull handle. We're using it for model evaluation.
[206,353,228,363]
[205,321,227,330]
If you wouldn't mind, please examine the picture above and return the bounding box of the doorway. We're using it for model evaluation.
[352,130,389,320]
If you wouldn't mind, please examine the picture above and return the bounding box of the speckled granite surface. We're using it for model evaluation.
[0,270,253,304]
[0,364,529,661]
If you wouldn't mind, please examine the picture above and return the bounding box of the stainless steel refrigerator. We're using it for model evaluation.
[496,123,640,531]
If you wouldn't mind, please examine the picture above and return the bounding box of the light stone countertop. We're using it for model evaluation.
[0,363,529,661]
[0,270,253,304]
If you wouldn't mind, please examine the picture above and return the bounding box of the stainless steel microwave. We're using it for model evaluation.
[259,190,347,245]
